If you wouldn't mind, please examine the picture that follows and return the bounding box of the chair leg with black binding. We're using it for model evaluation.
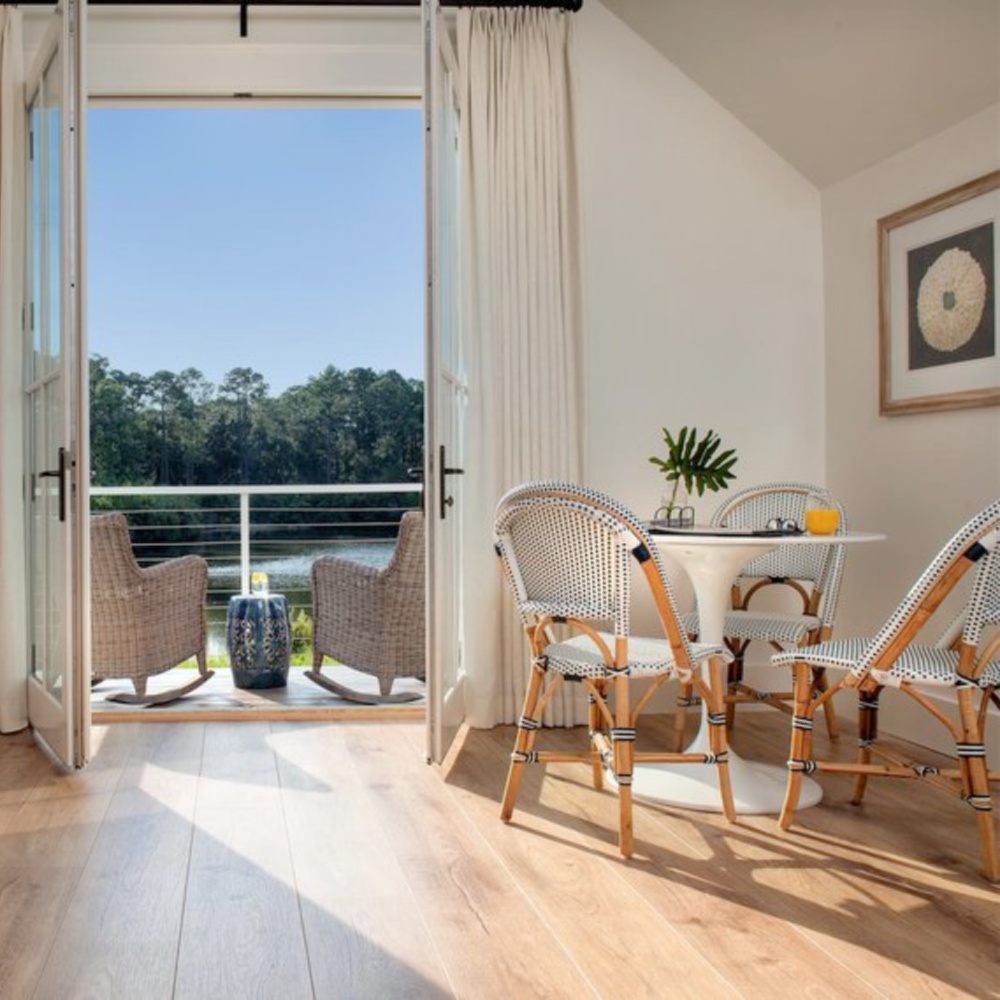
[811,666,840,740]
[707,655,736,823]
[500,656,547,825]
[780,659,818,830]
[610,672,635,857]
[852,687,881,806]
[957,687,999,882]
[671,680,694,752]
[589,682,606,791]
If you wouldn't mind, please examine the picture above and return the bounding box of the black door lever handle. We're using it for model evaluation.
[38,447,69,522]
[438,444,464,520]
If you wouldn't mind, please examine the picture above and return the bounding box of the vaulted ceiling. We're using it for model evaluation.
[600,0,1000,188]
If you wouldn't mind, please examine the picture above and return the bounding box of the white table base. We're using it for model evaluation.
[633,533,839,815]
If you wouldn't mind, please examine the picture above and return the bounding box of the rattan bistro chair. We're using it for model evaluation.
[91,513,213,706]
[305,510,425,704]
[775,500,1000,882]
[494,482,735,857]
[676,482,848,747]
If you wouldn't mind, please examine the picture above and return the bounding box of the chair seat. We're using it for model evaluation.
[773,637,1000,689]
[545,632,729,680]
[682,609,819,645]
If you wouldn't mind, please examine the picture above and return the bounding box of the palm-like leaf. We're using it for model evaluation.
[649,426,738,505]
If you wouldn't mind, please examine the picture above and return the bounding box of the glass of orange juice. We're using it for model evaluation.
[804,493,839,535]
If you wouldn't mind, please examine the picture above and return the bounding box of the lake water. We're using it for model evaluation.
[205,541,394,657]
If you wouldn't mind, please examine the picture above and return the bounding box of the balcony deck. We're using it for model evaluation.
[91,666,426,723]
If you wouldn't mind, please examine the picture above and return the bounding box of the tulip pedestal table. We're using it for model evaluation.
[634,529,883,814]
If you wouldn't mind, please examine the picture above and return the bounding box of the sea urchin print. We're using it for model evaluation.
[916,247,987,352]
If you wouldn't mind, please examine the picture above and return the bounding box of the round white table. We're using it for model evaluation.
[632,528,885,814]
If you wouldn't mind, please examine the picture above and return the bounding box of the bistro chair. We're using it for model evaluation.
[774,499,1000,881]
[306,510,425,704]
[675,482,848,747]
[494,482,735,857]
[91,513,213,706]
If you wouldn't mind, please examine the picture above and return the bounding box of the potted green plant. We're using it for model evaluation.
[649,426,738,524]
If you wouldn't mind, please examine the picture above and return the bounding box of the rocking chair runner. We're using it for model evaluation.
[494,482,735,857]
[774,499,1000,882]
[90,513,213,706]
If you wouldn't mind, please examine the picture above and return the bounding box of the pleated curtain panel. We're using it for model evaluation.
[0,6,27,733]
[456,8,587,728]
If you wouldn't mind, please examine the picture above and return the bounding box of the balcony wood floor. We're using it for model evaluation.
[0,712,997,999]
[91,666,426,724]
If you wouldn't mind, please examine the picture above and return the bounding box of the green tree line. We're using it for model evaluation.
[90,355,425,488]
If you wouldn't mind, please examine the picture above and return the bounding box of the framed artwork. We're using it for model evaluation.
[878,170,1000,415]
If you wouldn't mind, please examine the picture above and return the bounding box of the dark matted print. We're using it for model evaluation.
[879,170,999,414]
[907,221,995,371]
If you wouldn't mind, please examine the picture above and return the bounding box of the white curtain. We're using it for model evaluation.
[456,7,587,728]
[0,7,26,733]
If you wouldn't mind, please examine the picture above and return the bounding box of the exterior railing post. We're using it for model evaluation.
[240,490,251,596]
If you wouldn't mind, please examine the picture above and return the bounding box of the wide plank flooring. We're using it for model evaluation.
[0,712,997,999]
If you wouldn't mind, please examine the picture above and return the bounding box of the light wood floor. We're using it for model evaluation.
[0,711,997,999]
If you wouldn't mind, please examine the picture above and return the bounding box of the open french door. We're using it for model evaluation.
[424,1,467,763]
[23,0,89,768]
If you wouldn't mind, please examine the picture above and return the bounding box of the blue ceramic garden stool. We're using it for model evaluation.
[226,594,291,689]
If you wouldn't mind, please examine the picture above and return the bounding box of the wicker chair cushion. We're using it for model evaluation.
[773,636,1000,689]
[682,609,819,645]
[543,633,728,680]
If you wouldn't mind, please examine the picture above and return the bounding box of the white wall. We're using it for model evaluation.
[822,105,1000,762]
[574,3,824,638]
[575,4,825,525]
[574,5,1000,766]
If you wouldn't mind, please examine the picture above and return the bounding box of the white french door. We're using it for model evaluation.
[24,0,89,768]
[424,1,467,763]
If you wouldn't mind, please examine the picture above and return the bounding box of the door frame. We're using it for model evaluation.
[23,0,90,768]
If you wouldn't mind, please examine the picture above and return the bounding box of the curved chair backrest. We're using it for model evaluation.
[494,482,695,668]
[853,499,1000,682]
[384,510,425,592]
[711,481,849,627]
[91,513,142,593]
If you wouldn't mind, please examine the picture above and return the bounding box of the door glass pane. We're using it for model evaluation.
[44,386,65,701]
[29,104,42,381]
[45,51,62,375]
[26,50,66,705]
[29,393,44,684]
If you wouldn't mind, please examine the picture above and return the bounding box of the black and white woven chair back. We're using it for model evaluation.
[495,481,692,651]
[850,499,1000,681]
[713,481,848,627]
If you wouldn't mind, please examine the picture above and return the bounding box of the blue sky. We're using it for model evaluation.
[87,106,424,394]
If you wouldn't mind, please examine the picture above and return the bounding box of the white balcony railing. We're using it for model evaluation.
[90,483,423,655]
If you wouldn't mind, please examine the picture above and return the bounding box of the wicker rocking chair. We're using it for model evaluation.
[305,510,425,704]
[91,513,213,706]
[775,499,1000,882]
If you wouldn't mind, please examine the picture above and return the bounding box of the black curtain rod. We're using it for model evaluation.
[14,0,583,39]
[14,1,583,8]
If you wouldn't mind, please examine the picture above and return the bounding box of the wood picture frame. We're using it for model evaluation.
[878,170,1000,415]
